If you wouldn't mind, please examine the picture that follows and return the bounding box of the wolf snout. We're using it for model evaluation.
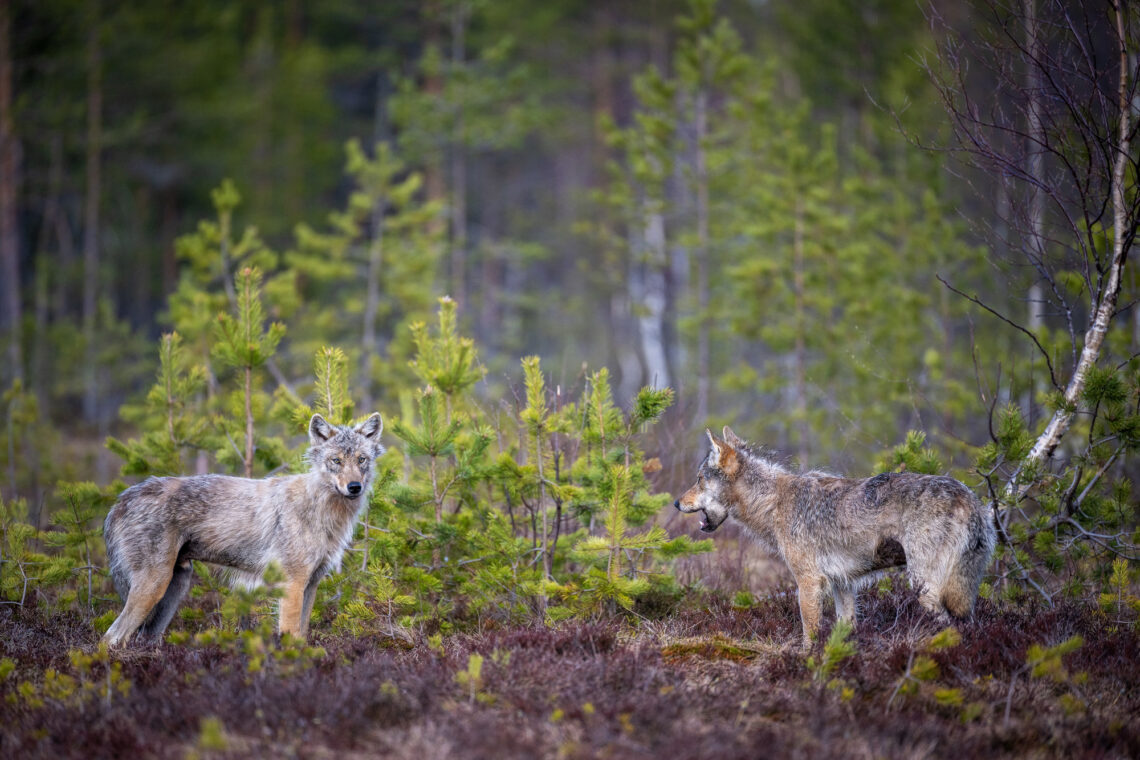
[347,481,363,497]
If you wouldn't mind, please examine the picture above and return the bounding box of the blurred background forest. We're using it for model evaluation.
[2,0,1005,470]
[2,5,1139,753]
[0,0,1137,601]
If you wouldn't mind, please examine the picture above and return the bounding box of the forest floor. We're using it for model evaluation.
[1,584,1137,759]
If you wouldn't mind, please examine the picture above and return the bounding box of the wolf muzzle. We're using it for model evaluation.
[676,499,720,532]
[698,510,720,532]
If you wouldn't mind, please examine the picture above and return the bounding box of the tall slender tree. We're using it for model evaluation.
[81,0,103,423]
[0,0,19,384]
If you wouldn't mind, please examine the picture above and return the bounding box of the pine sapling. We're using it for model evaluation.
[213,266,286,477]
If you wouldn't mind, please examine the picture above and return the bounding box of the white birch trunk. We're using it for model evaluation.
[1024,0,1045,337]
[1014,4,1132,489]
[636,211,671,391]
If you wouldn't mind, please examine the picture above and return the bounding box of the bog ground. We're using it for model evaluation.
[2,586,1137,760]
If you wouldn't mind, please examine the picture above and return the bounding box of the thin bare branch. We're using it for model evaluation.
[937,274,1059,388]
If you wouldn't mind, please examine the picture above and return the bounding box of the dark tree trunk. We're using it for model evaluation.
[449,2,469,313]
[0,0,21,383]
[82,0,103,422]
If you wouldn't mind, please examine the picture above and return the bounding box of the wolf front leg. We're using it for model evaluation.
[298,566,327,636]
[278,575,309,638]
[794,573,827,651]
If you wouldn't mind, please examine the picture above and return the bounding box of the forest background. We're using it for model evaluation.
[1,0,1139,625]
[1,1,1139,755]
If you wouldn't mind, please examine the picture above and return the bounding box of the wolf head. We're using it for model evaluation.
[307,412,385,500]
[674,426,745,533]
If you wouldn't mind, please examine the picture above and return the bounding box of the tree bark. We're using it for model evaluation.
[449,2,468,312]
[792,197,810,466]
[635,210,671,391]
[423,4,447,239]
[612,288,641,405]
[249,8,275,224]
[32,136,65,404]
[82,0,103,422]
[694,88,710,423]
[1023,0,1045,335]
[1023,0,1045,430]
[0,0,21,383]
[361,190,385,405]
[244,365,254,478]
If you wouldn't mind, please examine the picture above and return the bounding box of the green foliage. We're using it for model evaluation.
[888,627,962,709]
[333,560,416,640]
[313,347,354,426]
[195,716,230,753]
[0,379,68,515]
[732,590,757,609]
[994,634,1089,722]
[11,644,130,711]
[218,562,286,632]
[928,627,962,652]
[213,266,286,378]
[1098,558,1140,625]
[1026,636,1083,682]
[879,431,944,475]
[807,619,856,681]
[1,498,48,605]
[41,482,115,612]
[409,297,486,403]
[455,653,485,704]
[108,332,208,476]
[3,480,113,613]
[630,386,675,430]
[286,139,444,400]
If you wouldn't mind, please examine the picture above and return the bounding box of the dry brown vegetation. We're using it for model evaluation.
[2,581,1137,760]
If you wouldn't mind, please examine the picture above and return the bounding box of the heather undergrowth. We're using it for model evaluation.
[2,583,1137,760]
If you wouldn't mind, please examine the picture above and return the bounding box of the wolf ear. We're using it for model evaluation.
[706,428,739,475]
[722,426,744,447]
[705,428,721,454]
[356,412,383,439]
[309,414,335,444]
[706,428,726,463]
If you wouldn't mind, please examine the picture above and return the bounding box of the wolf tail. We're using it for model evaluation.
[941,506,997,617]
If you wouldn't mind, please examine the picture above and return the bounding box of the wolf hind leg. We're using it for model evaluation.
[137,559,193,642]
[903,529,962,618]
[103,569,176,647]
[939,572,975,618]
[906,556,953,618]
[832,583,857,625]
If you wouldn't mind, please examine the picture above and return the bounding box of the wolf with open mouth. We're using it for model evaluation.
[675,427,995,649]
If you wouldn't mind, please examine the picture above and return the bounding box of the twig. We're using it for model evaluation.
[936,274,1059,389]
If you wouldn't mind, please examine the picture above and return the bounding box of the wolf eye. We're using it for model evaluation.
[331,457,341,465]
[357,456,366,464]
